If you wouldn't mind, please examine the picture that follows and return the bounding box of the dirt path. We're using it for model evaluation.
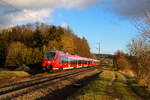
[117,72,143,100]
[106,71,143,100]
[108,71,116,86]
[106,71,119,99]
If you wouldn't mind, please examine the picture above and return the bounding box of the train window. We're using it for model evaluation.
[70,59,72,65]
[85,61,87,64]
[70,59,74,65]
[86,61,88,64]
[78,60,81,64]
[58,56,62,62]
[64,57,68,63]
[62,57,64,63]
[82,60,84,64]
[80,60,82,64]
[70,59,78,65]
[90,60,92,63]
[82,61,84,64]
[59,56,68,63]
[44,51,56,60]
[76,60,78,64]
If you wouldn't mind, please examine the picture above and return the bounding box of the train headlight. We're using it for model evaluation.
[48,61,51,64]
[43,63,46,67]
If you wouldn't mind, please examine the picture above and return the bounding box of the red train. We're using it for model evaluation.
[42,50,100,71]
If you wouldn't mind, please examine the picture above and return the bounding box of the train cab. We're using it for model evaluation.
[42,50,56,70]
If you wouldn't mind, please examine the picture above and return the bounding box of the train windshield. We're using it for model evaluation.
[44,51,56,60]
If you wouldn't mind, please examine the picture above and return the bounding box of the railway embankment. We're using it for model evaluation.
[0,67,101,100]
[0,71,30,80]
[0,71,31,85]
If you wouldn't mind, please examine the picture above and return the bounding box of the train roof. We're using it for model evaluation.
[46,50,63,53]
[45,50,99,61]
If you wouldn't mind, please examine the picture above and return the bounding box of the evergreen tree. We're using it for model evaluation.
[48,25,57,41]
[32,26,42,48]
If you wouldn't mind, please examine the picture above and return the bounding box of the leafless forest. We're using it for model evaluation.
[113,11,150,90]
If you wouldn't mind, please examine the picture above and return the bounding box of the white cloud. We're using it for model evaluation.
[0,8,52,29]
[61,22,69,29]
[0,0,102,28]
[12,9,51,22]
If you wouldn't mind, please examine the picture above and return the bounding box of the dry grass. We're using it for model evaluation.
[127,76,150,100]
[0,71,30,80]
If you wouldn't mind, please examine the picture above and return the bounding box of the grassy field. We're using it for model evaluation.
[66,68,139,100]
[0,71,30,80]
[114,73,136,100]
[67,70,115,100]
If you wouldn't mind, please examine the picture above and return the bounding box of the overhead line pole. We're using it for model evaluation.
[98,42,100,54]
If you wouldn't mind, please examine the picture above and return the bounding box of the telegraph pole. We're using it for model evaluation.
[98,42,100,54]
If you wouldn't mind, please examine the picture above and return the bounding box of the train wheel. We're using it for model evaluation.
[59,67,63,70]
[46,65,53,72]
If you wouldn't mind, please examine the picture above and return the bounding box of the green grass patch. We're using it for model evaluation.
[114,73,136,100]
[102,66,116,72]
[127,77,150,100]
[66,71,116,100]
[0,71,30,80]
[67,68,143,100]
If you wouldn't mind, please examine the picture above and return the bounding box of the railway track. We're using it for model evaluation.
[0,66,100,100]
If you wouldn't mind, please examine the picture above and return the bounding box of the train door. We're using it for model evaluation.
[62,57,68,68]
[58,56,69,69]
[58,56,63,69]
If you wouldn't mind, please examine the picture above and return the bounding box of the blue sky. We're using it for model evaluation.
[1,0,147,54]
[50,6,137,54]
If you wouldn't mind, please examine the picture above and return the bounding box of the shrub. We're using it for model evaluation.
[5,42,27,67]
[113,51,131,71]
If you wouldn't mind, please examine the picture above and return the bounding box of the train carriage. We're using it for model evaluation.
[42,50,100,71]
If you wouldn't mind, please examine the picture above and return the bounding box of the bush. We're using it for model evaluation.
[5,42,27,67]
[113,51,131,71]
[127,38,150,89]
[31,48,43,63]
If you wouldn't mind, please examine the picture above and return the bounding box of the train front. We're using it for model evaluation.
[42,51,56,71]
